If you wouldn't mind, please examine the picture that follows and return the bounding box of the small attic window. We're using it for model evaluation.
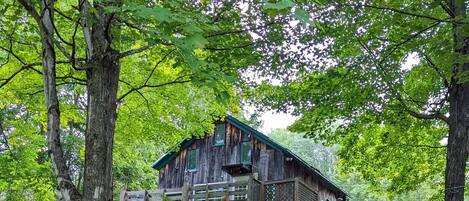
[240,141,251,164]
[213,123,225,146]
[186,148,198,172]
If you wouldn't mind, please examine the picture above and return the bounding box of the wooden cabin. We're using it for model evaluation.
[149,116,347,201]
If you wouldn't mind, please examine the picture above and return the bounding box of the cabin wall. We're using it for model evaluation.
[158,121,344,200]
[158,122,242,188]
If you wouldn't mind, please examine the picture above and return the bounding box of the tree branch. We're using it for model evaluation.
[0,60,82,89]
[53,7,74,21]
[119,45,153,58]
[343,3,450,22]
[421,52,450,87]
[439,1,455,18]
[358,40,449,124]
[118,75,190,101]
[144,49,175,85]
[17,0,82,199]
[17,0,41,22]
[0,62,42,88]
[205,42,255,51]
[383,143,447,149]
[0,45,26,65]
[379,21,443,64]
[405,108,448,122]
[115,17,144,32]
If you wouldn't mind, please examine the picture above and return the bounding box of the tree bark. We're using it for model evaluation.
[446,87,469,201]
[17,0,82,200]
[81,3,120,200]
[446,1,469,201]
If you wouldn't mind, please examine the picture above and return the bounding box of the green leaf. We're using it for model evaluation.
[134,6,173,22]
[264,0,294,10]
[184,34,209,49]
[183,24,204,34]
[313,21,325,32]
[153,7,172,22]
[294,8,310,24]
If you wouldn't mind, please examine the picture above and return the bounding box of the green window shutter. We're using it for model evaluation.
[187,149,198,171]
[240,141,251,164]
[213,123,225,146]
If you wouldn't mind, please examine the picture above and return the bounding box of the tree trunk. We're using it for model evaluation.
[82,5,120,200]
[17,0,82,200]
[446,86,469,201]
[446,1,469,201]
[83,53,120,201]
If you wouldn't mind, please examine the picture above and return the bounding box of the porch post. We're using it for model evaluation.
[294,178,300,201]
[182,183,189,201]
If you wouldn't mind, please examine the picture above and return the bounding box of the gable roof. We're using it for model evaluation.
[152,115,347,197]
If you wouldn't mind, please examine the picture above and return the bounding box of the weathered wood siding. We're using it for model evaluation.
[158,121,344,201]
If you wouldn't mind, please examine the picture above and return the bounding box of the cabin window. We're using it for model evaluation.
[241,132,250,142]
[213,123,225,146]
[187,148,198,171]
[240,141,251,164]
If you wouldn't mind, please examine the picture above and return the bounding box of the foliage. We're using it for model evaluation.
[268,128,440,201]
[268,128,336,178]
[1,0,464,199]
[0,105,56,201]
[0,0,264,199]
[231,110,264,130]
[247,0,465,198]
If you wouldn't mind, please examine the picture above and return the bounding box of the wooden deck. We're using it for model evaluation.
[121,177,318,201]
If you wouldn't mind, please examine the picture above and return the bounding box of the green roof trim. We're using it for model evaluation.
[151,115,347,197]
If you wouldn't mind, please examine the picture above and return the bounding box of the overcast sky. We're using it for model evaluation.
[256,111,296,133]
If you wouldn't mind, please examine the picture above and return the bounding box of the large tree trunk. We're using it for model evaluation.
[83,53,120,201]
[82,4,120,200]
[446,1,469,201]
[446,87,469,201]
[17,0,82,200]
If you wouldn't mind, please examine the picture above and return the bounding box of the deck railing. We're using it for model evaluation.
[121,177,317,201]
[262,178,318,201]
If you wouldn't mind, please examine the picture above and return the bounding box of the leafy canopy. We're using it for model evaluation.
[247,0,455,198]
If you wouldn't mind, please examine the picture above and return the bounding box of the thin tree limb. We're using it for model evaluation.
[379,21,443,65]
[118,75,190,101]
[205,42,255,51]
[422,52,450,87]
[0,62,42,88]
[144,49,175,85]
[358,40,449,124]
[53,7,74,21]
[343,3,450,22]
[119,45,153,58]
[383,143,447,149]
[0,45,26,65]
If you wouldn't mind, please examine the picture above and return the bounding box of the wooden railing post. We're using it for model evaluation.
[144,190,149,201]
[259,180,265,201]
[246,176,251,201]
[119,189,127,201]
[294,178,300,201]
[205,183,209,200]
[182,183,189,201]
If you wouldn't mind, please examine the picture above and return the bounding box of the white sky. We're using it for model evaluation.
[259,111,297,133]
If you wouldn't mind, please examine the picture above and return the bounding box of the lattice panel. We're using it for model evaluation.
[297,182,318,201]
[264,182,294,201]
